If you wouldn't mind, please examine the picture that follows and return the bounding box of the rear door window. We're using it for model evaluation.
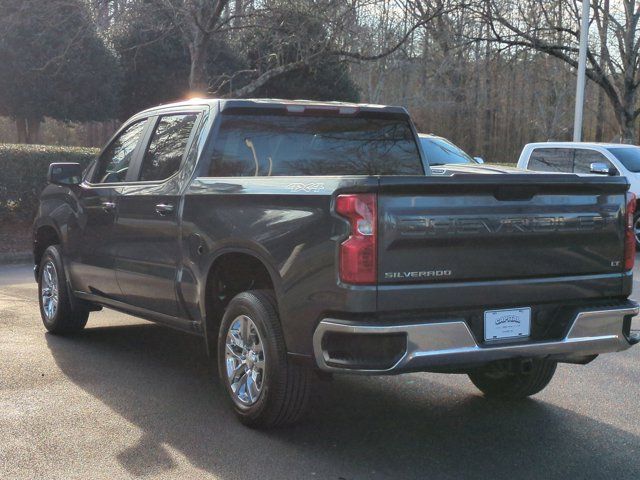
[573,149,613,174]
[139,113,198,181]
[208,114,423,176]
[94,119,147,183]
[528,148,574,173]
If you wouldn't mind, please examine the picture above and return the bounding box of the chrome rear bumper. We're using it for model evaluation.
[312,304,639,373]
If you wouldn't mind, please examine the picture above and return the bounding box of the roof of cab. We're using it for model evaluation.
[136,98,409,116]
[524,141,638,149]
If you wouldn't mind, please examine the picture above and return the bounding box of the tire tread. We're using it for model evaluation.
[468,359,557,399]
[218,289,311,428]
[39,245,88,334]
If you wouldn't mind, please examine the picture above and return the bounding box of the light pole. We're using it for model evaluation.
[573,0,591,142]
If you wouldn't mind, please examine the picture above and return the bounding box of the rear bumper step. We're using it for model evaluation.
[312,304,639,373]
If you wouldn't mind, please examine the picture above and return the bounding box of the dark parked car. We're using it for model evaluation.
[418,133,485,165]
[34,99,639,427]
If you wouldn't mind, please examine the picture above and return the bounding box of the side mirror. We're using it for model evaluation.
[589,162,616,176]
[474,157,485,164]
[48,162,82,186]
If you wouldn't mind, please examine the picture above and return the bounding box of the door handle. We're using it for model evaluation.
[101,201,116,212]
[155,203,175,215]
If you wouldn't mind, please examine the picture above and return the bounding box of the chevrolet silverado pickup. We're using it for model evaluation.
[34,99,639,427]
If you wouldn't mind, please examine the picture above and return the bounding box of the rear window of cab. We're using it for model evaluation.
[208,113,424,176]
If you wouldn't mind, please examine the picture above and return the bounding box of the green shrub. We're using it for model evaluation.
[0,144,99,221]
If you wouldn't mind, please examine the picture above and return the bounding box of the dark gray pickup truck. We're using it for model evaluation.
[34,99,639,427]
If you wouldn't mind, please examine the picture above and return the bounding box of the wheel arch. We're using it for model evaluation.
[200,247,283,356]
[33,222,62,273]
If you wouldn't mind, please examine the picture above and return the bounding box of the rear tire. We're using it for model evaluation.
[468,359,557,399]
[634,212,640,248]
[38,245,89,334]
[217,290,312,428]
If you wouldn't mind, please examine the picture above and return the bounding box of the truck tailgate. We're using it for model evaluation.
[377,174,629,308]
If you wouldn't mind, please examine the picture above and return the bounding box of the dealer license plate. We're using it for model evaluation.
[484,307,531,341]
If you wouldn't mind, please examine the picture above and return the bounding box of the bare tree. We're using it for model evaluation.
[468,0,640,142]
[12,0,631,156]
[145,1,448,98]
[150,0,231,92]
[594,0,610,141]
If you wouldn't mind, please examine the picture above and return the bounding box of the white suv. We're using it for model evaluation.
[517,142,640,245]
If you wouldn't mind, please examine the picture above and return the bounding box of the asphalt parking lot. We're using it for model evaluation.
[1,262,639,480]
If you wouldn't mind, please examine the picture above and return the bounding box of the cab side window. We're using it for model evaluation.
[138,114,198,182]
[94,120,147,183]
[573,149,614,174]
[528,148,574,173]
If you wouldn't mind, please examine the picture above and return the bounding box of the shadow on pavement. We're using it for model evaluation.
[46,323,640,480]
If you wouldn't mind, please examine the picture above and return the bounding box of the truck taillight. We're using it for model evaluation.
[625,192,636,271]
[335,193,377,284]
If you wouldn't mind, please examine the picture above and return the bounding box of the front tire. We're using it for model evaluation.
[38,245,89,334]
[217,290,311,428]
[468,359,557,399]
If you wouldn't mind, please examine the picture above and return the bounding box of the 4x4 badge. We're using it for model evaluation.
[287,182,325,193]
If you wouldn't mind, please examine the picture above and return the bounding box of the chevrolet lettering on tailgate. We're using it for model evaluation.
[397,215,611,236]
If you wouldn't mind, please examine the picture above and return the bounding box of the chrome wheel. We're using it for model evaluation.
[635,215,640,245]
[41,260,59,321]
[225,315,266,406]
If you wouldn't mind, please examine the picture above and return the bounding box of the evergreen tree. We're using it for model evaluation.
[0,0,120,143]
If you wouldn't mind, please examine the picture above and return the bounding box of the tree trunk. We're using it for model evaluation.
[613,101,636,143]
[26,117,41,144]
[595,0,610,142]
[595,88,607,141]
[16,116,41,144]
[620,113,635,143]
[234,0,243,27]
[617,68,638,143]
[482,25,493,158]
[188,32,210,94]
[16,117,27,143]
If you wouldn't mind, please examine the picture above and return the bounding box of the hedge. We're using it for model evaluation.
[0,144,99,221]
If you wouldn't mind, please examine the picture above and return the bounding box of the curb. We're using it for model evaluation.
[0,252,32,265]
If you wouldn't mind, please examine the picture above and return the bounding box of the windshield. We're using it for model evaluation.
[419,137,476,166]
[607,147,640,172]
[209,113,424,176]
